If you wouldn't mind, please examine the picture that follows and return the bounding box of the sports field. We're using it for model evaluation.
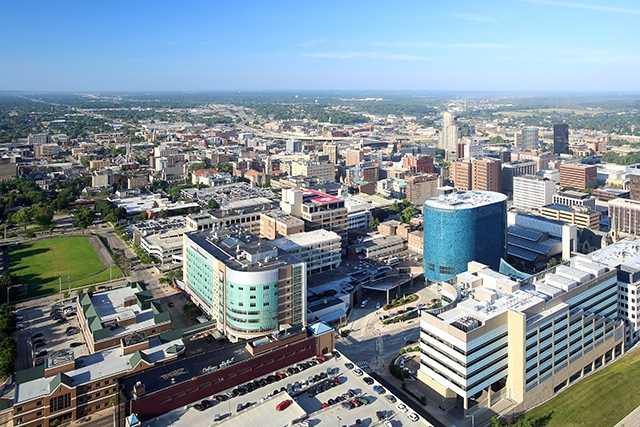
[521,348,640,427]
[9,236,123,298]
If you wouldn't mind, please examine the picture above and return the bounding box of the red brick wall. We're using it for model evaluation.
[129,336,319,420]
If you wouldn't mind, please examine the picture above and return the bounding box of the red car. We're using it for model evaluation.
[276,399,292,411]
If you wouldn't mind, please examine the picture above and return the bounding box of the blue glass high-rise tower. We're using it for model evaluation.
[423,191,507,282]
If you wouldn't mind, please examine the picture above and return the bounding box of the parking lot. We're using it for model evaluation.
[145,353,431,427]
[14,297,87,370]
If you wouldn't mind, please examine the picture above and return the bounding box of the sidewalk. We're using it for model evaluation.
[616,405,640,427]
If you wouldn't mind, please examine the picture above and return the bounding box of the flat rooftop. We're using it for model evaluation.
[556,190,591,199]
[425,190,507,210]
[587,239,640,269]
[186,228,299,272]
[121,341,250,400]
[435,253,614,330]
[302,188,342,205]
[81,283,170,342]
[144,354,430,427]
[273,229,341,251]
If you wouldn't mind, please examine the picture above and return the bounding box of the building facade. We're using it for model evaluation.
[472,158,502,193]
[553,123,569,154]
[423,191,507,282]
[609,198,640,236]
[513,176,555,211]
[405,174,439,206]
[552,190,596,210]
[501,161,536,195]
[182,229,307,342]
[280,188,348,237]
[521,126,539,150]
[540,204,600,230]
[418,256,625,414]
[273,229,341,275]
[451,160,472,191]
[441,112,460,161]
[559,163,597,190]
[259,211,305,240]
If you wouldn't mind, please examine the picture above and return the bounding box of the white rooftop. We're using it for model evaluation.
[272,229,341,251]
[588,239,640,269]
[425,190,507,210]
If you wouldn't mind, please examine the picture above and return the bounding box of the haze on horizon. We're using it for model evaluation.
[2,0,640,92]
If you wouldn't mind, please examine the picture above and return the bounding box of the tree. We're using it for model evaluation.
[400,206,417,224]
[490,135,506,145]
[207,199,220,210]
[73,207,95,229]
[55,188,75,210]
[11,207,32,231]
[370,217,380,230]
[0,337,16,377]
[218,162,233,174]
[32,203,54,228]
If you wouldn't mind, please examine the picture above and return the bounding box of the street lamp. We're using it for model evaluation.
[6,284,21,305]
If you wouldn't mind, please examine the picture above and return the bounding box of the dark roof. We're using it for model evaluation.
[15,365,45,384]
[543,203,574,212]
[120,341,250,399]
[49,372,73,391]
[508,225,545,242]
[507,245,543,262]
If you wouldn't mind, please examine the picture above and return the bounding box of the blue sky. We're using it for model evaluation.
[1,0,639,91]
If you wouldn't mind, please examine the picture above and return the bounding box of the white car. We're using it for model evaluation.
[408,412,419,422]
[360,300,368,308]
[376,302,381,309]
[397,403,408,412]
[353,368,363,376]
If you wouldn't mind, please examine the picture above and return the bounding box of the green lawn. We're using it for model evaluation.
[521,348,640,427]
[9,236,123,299]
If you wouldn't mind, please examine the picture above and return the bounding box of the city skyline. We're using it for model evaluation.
[2,0,640,91]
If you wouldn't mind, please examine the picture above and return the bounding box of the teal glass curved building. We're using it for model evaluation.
[183,229,307,342]
[423,191,507,282]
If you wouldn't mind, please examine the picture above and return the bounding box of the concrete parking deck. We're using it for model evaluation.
[145,355,432,427]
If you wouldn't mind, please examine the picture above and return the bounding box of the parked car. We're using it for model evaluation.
[30,332,44,341]
[373,385,386,394]
[353,368,363,376]
[70,342,83,348]
[384,394,397,403]
[344,362,354,370]
[275,399,292,411]
[35,350,47,358]
[408,413,419,422]
[397,403,408,412]
[363,377,374,385]
[213,413,229,422]
[66,327,79,336]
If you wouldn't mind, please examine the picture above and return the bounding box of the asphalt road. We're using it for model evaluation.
[336,327,420,372]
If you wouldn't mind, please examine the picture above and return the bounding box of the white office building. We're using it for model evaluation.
[418,240,640,414]
[273,229,342,275]
[513,175,556,211]
[441,112,460,161]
